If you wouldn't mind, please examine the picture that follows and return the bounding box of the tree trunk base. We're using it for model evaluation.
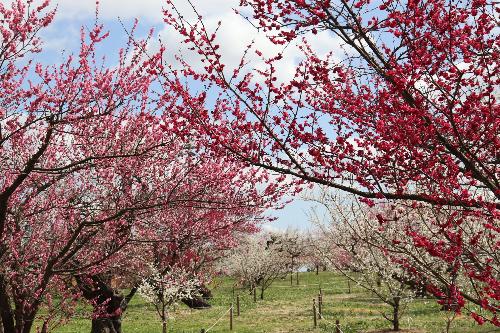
[91,318,122,333]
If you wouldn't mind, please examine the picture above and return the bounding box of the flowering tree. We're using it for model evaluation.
[309,189,499,330]
[138,264,198,333]
[302,230,346,274]
[223,233,288,300]
[309,192,417,331]
[0,2,175,331]
[272,229,307,284]
[374,202,499,325]
[164,0,499,324]
[0,2,278,332]
[71,155,268,333]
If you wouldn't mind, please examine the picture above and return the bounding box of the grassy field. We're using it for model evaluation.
[49,272,498,333]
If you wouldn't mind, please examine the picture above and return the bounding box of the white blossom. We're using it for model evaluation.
[138,264,199,333]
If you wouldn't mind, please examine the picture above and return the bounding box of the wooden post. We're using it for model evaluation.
[347,280,351,294]
[253,286,257,302]
[236,295,240,316]
[335,319,340,333]
[318,293,322,319]
[230,303,233,331]
[296,271,299,285]
[313,299,317,328]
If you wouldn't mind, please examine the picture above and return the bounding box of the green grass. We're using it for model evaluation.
[46,272,498,333]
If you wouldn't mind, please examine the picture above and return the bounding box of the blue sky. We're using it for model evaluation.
[267,197,319,231]
[21,0,334,230]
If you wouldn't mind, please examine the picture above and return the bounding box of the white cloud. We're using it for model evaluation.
[157,1,340,83]
[49,0,165,22]
[262,223,283,233]
[1,0,342,82]
[45,0,240,23]
[0,0,164,21]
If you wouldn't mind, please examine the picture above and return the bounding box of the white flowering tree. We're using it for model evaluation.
[138,265,199,333]
[272,229,308,284]
[302,231,351,274]
[308,188,498,331]
[308,191,416,331]
[223,233,288,300]
[372,204,497,331]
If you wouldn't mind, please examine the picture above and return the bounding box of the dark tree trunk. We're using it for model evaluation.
[91,317,122,333]
[414,280,427,298]
[0,276,15,333]
[260,285,265,300]
[20,311,37,333]
[40,321,49,333]
[0,284,38,333]
[440,302,461,312]
[392,296,400,331]
[439,283,460,312]
[393,274,427,298]
[75,275,128,333]
[316,265,319,275]
[198,284,213,300]
[77,274,214,333]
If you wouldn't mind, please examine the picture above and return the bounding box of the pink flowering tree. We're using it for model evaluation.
[163,0,499,324]
[73,156,269,333]
[0,2,278,332]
